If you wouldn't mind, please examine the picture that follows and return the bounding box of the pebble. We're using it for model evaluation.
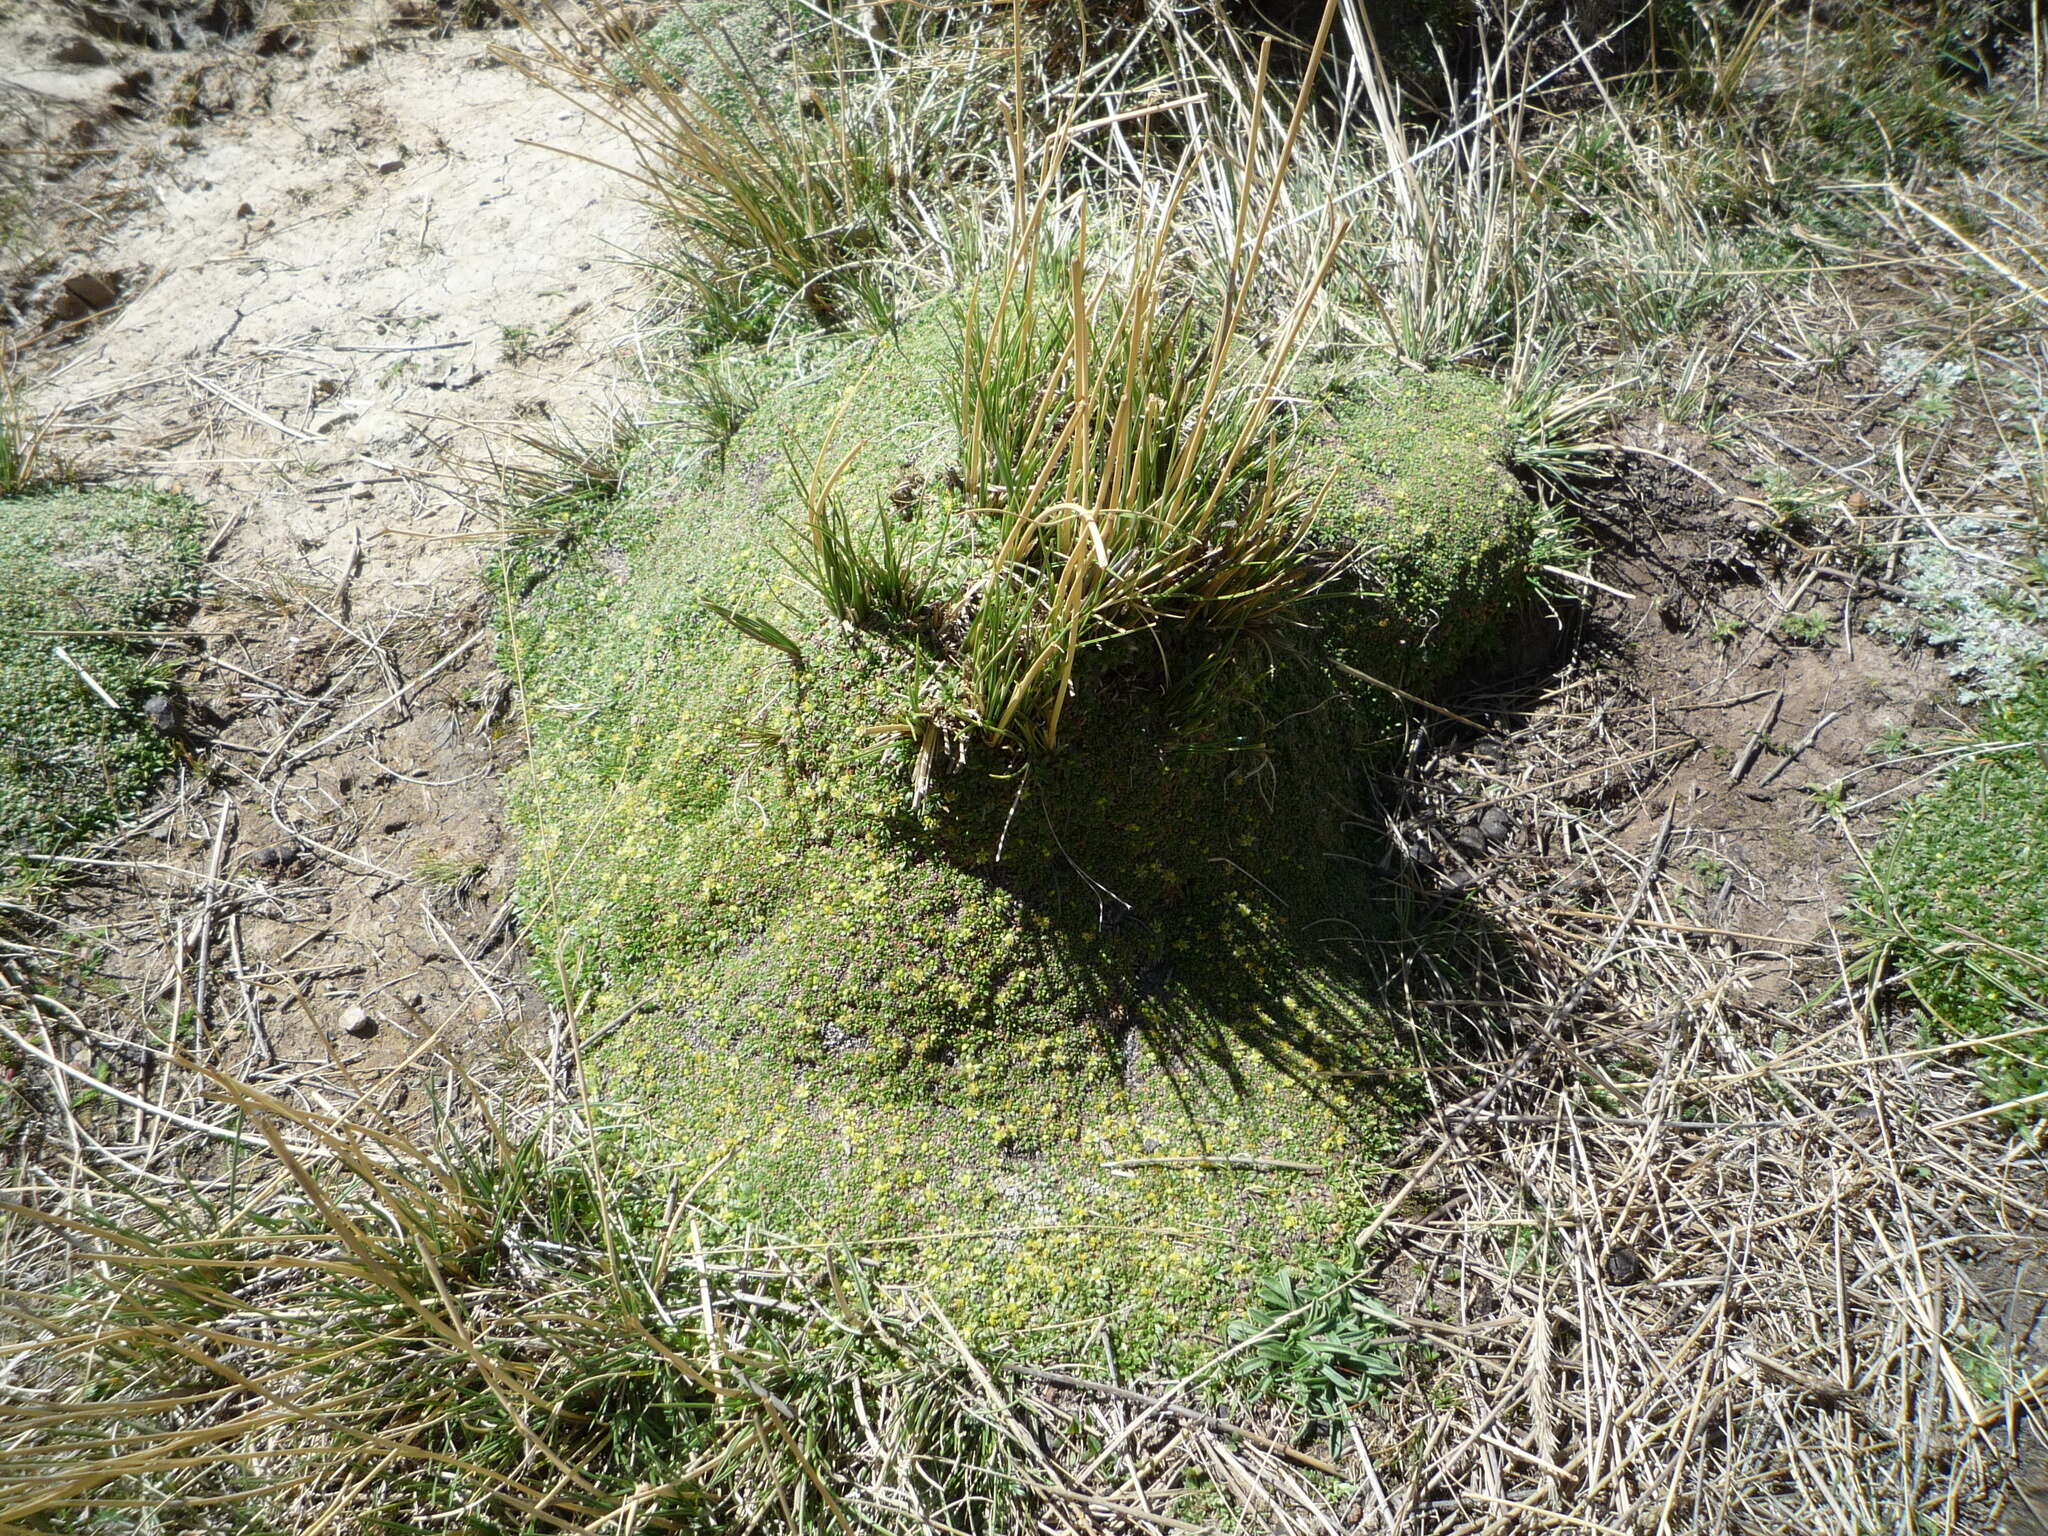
[1478,805,1517,846]
[248,843,301,875]
[50,35,109,66]
[1602,1245,1645,1286]
[140,693,180,734]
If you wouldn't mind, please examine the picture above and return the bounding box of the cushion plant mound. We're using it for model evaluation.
[0,487,201,871]
[511,324,1535,1359]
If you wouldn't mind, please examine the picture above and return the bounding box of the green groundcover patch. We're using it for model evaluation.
[0,486,202,871]
[1862,677,2048,1115]
[510,322,1537,1361]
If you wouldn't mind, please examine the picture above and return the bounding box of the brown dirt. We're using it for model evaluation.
[4,0,640,1099]
[1409,427,1959,977]
[1571,425,1957,947]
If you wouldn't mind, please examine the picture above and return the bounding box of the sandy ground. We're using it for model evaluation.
[4,2,645,1089]
[21,15,640,605]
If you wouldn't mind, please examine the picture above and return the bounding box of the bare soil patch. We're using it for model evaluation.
[1400,430,1959,1003]
[1580,435,1955,926]
[4,0,640,1104]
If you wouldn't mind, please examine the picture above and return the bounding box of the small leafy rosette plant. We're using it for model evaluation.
[1227,1259,1419,1421]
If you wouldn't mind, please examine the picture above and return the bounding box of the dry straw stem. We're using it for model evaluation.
[1297,662,2043,1535]
[501,0,934,338]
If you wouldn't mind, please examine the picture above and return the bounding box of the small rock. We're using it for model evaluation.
[1602,1245,1645,1286]
[63,270,122,311]
[248,843,302,875]
[339,1005,379,1040]
[1451,824,1489,858]
[370,146,406,174]
[234,200,255,218]
[51,35,109,66]
[139,693,180,735]
[1478,805,1517,847]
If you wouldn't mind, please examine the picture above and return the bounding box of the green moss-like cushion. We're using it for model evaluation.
[511,327,1531,1358]
[1861,678,2048,1114]
[0,487,202,868]
[1310,369,1532,689]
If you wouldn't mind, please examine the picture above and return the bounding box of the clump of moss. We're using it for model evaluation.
[0,487,202,870]
[1860,676,2048,1119]
[1311,369,1532,689]
[511,318,1535,1359]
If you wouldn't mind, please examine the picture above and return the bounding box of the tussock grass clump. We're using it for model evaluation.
[765,182,1349,766]
[0,372,48,497]
[488,411,645,595]
[5,1098,721,1531]
[935,218,1339,756]
[516,0,928,345]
